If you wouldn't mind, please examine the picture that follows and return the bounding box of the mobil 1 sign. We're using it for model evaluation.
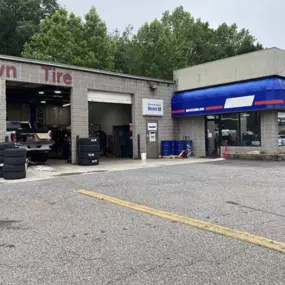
[148,122,157,131]
[142,99,164,116]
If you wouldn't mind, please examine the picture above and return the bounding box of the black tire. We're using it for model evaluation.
[4,148,26,158]
[4,171,26,180]
[4,157,26,165]
[79,152,100,159]
[0,168,3,178]
[0,156,3,164]
[78,158,99,166]
[78,138,99,146]
[3,165,26,173]
[0,142,16,150]
[79,144,100,153]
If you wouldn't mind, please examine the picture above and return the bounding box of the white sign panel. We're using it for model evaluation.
[148,123,158,131]
[142,99,164,116]
[224,95,255,109]
[149,132,156,142]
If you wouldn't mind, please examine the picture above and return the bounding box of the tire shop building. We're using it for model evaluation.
[172,47,285,158]
[0,55,175,164]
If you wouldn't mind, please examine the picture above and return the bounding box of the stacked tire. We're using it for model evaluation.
[78,138,100,166]
[0,143,16,178]
[4,148,27,180]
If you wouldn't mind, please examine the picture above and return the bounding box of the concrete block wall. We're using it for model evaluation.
[261,110,279,152]
[0,58,175,163]
[177,116,206,157]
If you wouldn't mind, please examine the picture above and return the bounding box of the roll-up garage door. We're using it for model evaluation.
[88,91,132,104]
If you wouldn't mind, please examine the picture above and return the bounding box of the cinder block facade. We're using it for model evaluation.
[0,56,176,163]
[176,117,205,157]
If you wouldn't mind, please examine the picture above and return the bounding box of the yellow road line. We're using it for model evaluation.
[77,189,285,254]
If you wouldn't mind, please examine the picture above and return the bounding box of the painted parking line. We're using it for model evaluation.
[77,189,285,254]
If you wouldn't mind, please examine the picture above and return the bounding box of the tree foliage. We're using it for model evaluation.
[0,0,59,56]
[21,4,263,79]
[116,6,262,79]
[23,7,115,70]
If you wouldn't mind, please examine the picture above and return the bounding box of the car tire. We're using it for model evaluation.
[3,171,26,180]
[78,138,99,146]
[0,142,16,150]
[79,145,100,152]
[3,165,26,173]
[78,158,99,166]
[4,148,26,158]
[4,157,27,165]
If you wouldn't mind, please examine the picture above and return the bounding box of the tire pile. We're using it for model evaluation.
[78,138,100,166]
[0,143,27,180]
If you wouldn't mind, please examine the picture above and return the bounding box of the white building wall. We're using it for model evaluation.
[174,48,285,92]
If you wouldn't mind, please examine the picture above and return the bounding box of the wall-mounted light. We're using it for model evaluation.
[149,82,158,91]
[62,103,71,107]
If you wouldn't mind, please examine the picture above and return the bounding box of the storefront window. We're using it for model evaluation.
[221,113,239,146]
[278,112,285,146]
[220,111,261,147]
[240,112,261,146]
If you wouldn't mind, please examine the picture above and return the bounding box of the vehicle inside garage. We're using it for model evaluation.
[88,91,133,159]
[6,81,71,164]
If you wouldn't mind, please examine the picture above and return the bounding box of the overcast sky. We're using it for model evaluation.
[58,0,283,49]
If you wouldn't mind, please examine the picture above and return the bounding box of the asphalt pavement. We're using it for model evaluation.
[0,160,285,284]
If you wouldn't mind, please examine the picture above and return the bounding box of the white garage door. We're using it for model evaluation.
[88,91,132,104]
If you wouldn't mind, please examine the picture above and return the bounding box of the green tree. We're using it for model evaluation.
[0,0,59,56]
[84,7,114,70]
[23,6,115,70]
[112,25,135,74]
[119,6,263,79]
[131,19,176,79]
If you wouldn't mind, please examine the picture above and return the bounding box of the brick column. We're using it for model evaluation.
[261,110,278,153]
[70,86,89,164]
[0,80,6,142]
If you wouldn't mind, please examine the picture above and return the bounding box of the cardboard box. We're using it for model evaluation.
[34,133,51,141]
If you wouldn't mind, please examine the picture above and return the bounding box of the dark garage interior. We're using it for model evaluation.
[89,102,133,158]
[6,81,72,163]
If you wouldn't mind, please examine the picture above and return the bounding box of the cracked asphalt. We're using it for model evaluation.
[0,159,285,285]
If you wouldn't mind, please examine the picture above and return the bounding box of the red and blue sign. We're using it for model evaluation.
[172,77,285,117]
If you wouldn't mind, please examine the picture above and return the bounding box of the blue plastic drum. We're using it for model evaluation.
[175,140,186,156]
[161,141,171,156]
[171,140,177,155]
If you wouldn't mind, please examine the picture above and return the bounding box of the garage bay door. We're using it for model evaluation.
[88,91,132,104]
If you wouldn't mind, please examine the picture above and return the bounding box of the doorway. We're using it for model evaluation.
[146,120,159,158]
[205,115,221,157]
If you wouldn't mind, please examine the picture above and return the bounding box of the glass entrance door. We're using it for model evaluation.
[205,115,221,157]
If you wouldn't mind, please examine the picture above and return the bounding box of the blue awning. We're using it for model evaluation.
[171,77,285,117]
